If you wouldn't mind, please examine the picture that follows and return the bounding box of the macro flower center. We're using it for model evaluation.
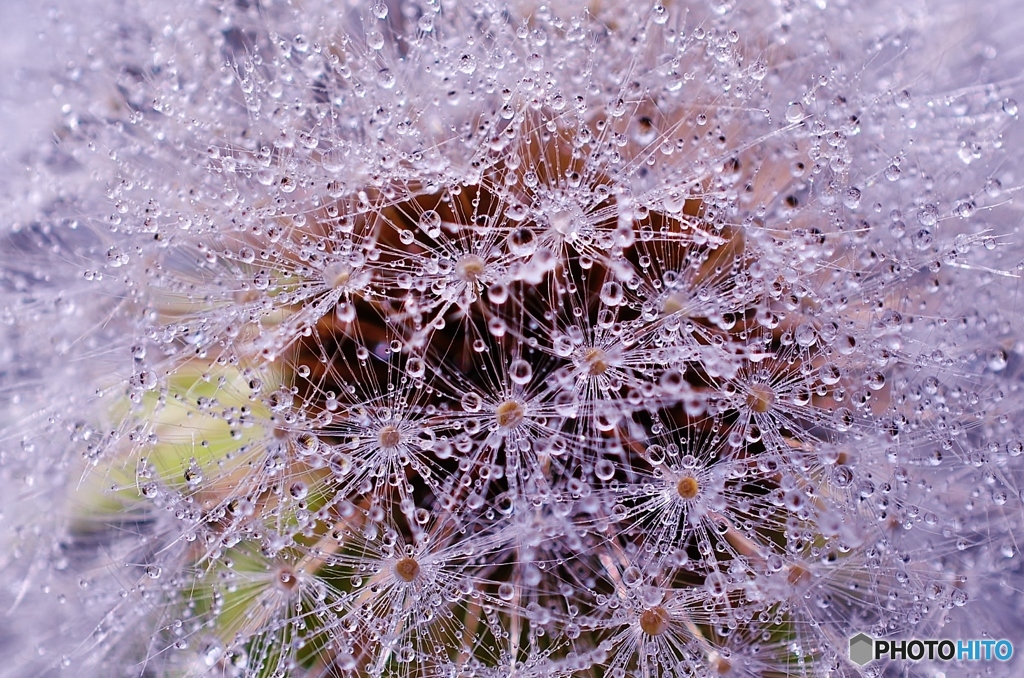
[747,383,776,414]
[639,606,671,636]
[582,348,609,375]
[378,425,402,449]
[322,261,353,289]
[662,292,688,315]
[676,475,700,500]
[455,254,486,282]
[394,557,421,583]
[275,566,299,592]
[495,400,526,429]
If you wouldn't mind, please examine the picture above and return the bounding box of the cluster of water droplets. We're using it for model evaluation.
[2,0,1024,676]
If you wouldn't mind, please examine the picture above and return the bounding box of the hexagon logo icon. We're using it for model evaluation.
[849,633,875,666]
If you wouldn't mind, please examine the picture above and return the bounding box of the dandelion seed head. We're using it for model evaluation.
[4,0,1024,674]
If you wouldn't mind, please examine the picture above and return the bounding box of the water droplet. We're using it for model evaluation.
[507,227,536,256]
[366,29,385,50]
[418,210,442,238]
[377,68,396,89]
[487,283,508,305]
[553,335,573,357]
[488,317,507,337]
[987,349,1008,372]
[794,324,817,347]
[831,465,853,487]
[130,370,157,391]
[599,281,624,306]
[289,482,308,500]
[508,359,533,385]
[917,204,939,227]
[295,433,318,455]
[336,301,356,322]
[202,642,224,667]
[461,392,482,412]
[106,246,129,267]
[321,148,345,173]
[911,228,933,250]
[595,459,616,480]
[407,357,425,378]
[184,459,203,487]
[622,566,643,587]
[705,571,728,597]
[785,102,806,123]
[843,187,861,209]
[458,54,476,74]
[330,453,352,476]
[955,200,975,219]
[833,408,853,432]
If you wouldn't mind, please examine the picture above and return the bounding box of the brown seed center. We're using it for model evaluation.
[322,262,352,289]
[639,606,671,636]
[455,254,486,282]
[662,292,687,315]
[495,400,525,429]
[378,425,401,449]
[747,383,776,414]
[583,348,608,375]
[394,557,421,583]
[676,476,700,500]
